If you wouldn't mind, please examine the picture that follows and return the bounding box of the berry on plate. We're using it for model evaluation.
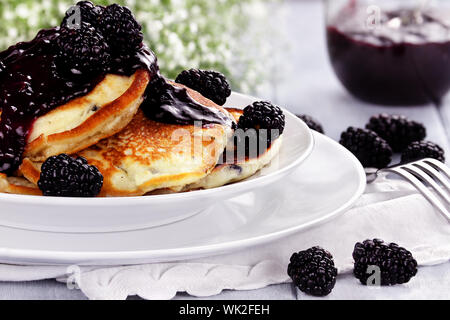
[56,22,111,75]
[100,4,143,54]
[38,154,103,197]
[61,1,104,29]
[175,69,231,106]
[236,101,285,156]
[238,101,285,138]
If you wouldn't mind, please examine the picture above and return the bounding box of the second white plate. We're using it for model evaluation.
[0,131,365,266]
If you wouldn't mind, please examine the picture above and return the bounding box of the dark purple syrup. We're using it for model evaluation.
[142,77,234,127]
[327,8,450,106]
[0,27,158,175]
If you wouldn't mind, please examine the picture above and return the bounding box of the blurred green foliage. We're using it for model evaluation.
[0,0,269,90]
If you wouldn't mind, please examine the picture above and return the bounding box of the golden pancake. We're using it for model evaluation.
[188,108,283,189]
[151,108,284,192]
[23,69,150,162]
[185,135,283,190]
[0,173,41,196]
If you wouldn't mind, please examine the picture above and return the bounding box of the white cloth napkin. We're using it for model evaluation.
[0,176,449,300]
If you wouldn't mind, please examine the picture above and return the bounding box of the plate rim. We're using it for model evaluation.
[0,132,366,265]
[0,92,314,206]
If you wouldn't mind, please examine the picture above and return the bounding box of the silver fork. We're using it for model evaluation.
[366,158,450,220]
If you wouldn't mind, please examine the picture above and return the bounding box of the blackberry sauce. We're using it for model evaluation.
[142,76,234,127]
[0,27,158,175]
[327,7,450,105]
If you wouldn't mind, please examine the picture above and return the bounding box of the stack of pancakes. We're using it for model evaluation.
[0,70,283,197]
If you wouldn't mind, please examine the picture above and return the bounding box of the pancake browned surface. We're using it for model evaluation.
[24,69,150,162]
[0,173,41,196]
[18,158,41,185]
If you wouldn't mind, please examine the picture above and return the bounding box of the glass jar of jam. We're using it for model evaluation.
[326,0,450,105]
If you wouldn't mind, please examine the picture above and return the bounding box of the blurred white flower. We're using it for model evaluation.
[8,28,18,38]
[15,4,29,19]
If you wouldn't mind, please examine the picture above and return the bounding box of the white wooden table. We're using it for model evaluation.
[0,0,449,300]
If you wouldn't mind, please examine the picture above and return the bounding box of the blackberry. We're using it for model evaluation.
[237,101,285,137]
[236,101,285,156]
[175,69,231,105]
[340,127,392,168]
[61,1,104,29]
[287,247,338,297]
[38,154,103,197]
[100,4,143,54]
[353,239,417,286]
[401,141,445,163]
[56,22,110,75]
[0,60,5,75]
[296,114,324,134]
[366,114,426,152]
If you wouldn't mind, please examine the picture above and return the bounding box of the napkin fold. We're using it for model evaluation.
[0,176,449,300]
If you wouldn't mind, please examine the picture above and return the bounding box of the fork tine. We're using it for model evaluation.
[383,167,450,221]
[413,161,450,193]
[424,158,450,179]
[402,165,450,204]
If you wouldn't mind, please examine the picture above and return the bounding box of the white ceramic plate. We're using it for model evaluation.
[0,130,365,266]
[0,93,314,233]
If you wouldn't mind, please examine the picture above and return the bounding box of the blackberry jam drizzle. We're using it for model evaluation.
[0,27,231,175]
[142,76,234,127]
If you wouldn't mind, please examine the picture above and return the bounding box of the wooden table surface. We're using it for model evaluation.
[0,0,448,300]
